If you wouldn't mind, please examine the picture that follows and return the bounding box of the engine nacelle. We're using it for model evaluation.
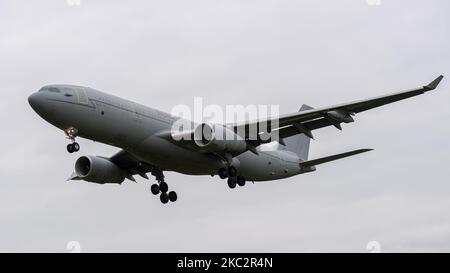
[74,156,126,184]
[193,123,248,155]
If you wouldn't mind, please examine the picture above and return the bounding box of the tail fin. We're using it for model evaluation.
[282,104,314,160]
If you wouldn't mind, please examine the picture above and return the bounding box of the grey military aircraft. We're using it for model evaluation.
[28,75,443,204]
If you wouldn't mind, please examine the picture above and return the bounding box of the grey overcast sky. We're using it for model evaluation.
[0,0,449,252]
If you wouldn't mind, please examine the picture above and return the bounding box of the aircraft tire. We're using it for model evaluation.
[160,193,169,204]
[159,182,168,193]
[151,184,160,195]
[72,142,80,152]
[218,168,228,179]
[168,191,177,202]
[227,177,237,189]
[228,166,237,177]
[67,144,74,153]
[237,176,246,187]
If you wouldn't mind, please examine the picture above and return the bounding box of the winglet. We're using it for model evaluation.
[423,75,444,91]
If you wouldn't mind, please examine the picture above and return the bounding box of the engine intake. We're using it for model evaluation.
[75,156,126,184]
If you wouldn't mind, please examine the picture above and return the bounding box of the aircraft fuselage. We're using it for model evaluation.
[28,85,306,181]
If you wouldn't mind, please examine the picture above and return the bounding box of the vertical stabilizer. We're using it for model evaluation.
[282,104,313,160]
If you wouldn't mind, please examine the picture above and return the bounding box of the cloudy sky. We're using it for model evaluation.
[0,0,449,252]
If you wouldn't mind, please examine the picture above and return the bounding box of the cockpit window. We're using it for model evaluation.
[48,87,61,93]
[39,86,61,93]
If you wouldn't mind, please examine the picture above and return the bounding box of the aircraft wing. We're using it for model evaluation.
[109,150,155,181]
[233,75,444,143]
[67,150,158,182]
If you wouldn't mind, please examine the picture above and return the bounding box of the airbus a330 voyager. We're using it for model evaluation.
[28,75,444,204]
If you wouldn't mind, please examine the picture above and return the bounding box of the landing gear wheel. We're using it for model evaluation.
[72,142,80,152]
[160,193,169,204]
[218,168,228,179]
[150,184,160,195]
[150,169,178,204]
[237,176,246,187]
[168,191,177,202]
[159,182,168,193]
[67,144,74,153]
[227,177,237,189]
[228,166,237,177]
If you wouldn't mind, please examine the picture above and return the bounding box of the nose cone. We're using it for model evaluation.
[28,92,54,119]
[28,92,43,112]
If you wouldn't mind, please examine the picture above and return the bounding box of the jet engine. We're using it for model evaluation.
[74,155,126,184]
[193,123,248,155]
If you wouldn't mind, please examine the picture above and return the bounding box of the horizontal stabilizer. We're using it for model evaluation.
[299,148,373,167]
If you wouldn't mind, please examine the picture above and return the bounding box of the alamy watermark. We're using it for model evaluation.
[366,241,382,253]
[366,0,381,6]
[170,97,280,143]
[66,0,81,6]
[66,241,82,253]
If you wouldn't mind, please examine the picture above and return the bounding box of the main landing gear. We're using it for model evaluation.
[149,169,177,204]
[65,127,80,153]
[218,166,246,189]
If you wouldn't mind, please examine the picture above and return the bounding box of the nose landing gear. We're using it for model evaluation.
[65,127,80,153]
[150,169,177,204]
[67,142,80,153]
